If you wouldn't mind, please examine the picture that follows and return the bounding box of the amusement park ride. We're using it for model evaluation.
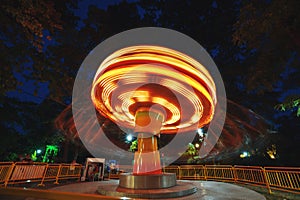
[55,28,268,199]
[90,44,217,197]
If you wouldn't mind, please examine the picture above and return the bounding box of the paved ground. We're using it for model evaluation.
[1,180,299,200]
[235,184,300,200]
[51,180,266,200]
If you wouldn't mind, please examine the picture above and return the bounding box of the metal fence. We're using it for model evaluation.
[163,165,300,194]
[0,162,299,195]
[105,164,300,194]
[264,166,300,194]
[0,162,81,187]
[0,162,14,186]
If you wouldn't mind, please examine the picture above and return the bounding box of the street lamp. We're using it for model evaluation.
[126,134,133,142]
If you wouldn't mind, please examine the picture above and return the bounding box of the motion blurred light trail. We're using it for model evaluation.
[90,45,218,174]
[55,28,270,165]
[55,99,270,163]
[91,45,216,134]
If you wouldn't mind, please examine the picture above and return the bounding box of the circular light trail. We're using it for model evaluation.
[91,45,217,134]
[71,27,227,169]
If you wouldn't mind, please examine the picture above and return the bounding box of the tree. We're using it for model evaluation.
[275,97,300,117]
[1,0,66,96]
[233,0,300,94]
[2,0,298,165]
[0,97,64,161]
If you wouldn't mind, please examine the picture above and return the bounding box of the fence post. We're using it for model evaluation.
[232,165,237,183]
[54,164,62,184]
[261,167,272,194]
[77,165,82,182]
[38,164,48,187]
[4,163,15,187]
[178,166,181,180]
[203,165,207,181]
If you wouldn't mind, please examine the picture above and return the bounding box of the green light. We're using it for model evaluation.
[43,145,59,163]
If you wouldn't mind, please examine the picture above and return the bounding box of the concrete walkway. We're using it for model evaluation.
[51,180,266,200]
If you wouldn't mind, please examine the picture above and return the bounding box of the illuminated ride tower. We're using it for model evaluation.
[91,45,217,198]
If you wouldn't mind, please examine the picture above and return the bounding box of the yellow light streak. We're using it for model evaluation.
[91,45,217,133]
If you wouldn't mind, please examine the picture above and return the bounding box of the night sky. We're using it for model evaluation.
[1,0,299,166]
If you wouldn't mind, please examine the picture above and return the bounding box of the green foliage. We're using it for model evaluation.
[129,139,138,152]
[0,0,64,97]
[1,0,63,51]
[233,0,300,93]
[43,145,59,163]
[181,143,201,164]
[31,150,37,161]
[0,96,65,161]
[275,98,300,117]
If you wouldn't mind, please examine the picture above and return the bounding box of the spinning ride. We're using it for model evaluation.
[91,45,217,195]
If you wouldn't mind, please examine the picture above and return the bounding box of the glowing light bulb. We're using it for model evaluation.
[126,134,133,142]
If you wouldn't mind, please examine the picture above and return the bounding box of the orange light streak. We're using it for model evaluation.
[91,45,217,134]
